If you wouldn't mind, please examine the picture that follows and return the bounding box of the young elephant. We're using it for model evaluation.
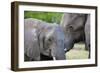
[24,18,66,61]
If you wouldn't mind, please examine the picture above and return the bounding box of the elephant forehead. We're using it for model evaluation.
[45,26,65,41]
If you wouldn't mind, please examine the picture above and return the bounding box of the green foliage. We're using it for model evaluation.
[24,11,63,24]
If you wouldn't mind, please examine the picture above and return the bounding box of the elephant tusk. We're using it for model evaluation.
[64,48,67,52]
[53,57,56,60]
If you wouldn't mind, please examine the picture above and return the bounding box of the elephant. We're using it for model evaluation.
[60,13,90,58]
[24,18,66,61]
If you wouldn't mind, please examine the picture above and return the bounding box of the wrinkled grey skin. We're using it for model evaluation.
[60,13,90,55]
[24,18,66,61]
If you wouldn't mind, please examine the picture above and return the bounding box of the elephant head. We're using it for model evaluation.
[39,25,66,60]
[24,18,66,61]
[60,13,88,52]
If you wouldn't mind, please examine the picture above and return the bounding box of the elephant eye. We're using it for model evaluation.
[47,37,54,44]
[66,25,73,32]
[67,25,73,31]
[48,38,52,42]
[69,25,73,30]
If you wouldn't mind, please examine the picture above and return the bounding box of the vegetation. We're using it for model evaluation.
[24,11,63,24]
[66,43,89,59]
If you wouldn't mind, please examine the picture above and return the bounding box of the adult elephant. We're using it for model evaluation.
[24,18,66,61]
[60,13,90,58]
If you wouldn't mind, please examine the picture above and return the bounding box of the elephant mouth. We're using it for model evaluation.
[40,53,53,61]
[42,48,56,60]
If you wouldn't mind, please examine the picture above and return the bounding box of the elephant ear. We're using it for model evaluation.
[24,18,41,61]
[25,40,40,61]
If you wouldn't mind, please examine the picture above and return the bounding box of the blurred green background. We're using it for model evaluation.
[24,11,63,24]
